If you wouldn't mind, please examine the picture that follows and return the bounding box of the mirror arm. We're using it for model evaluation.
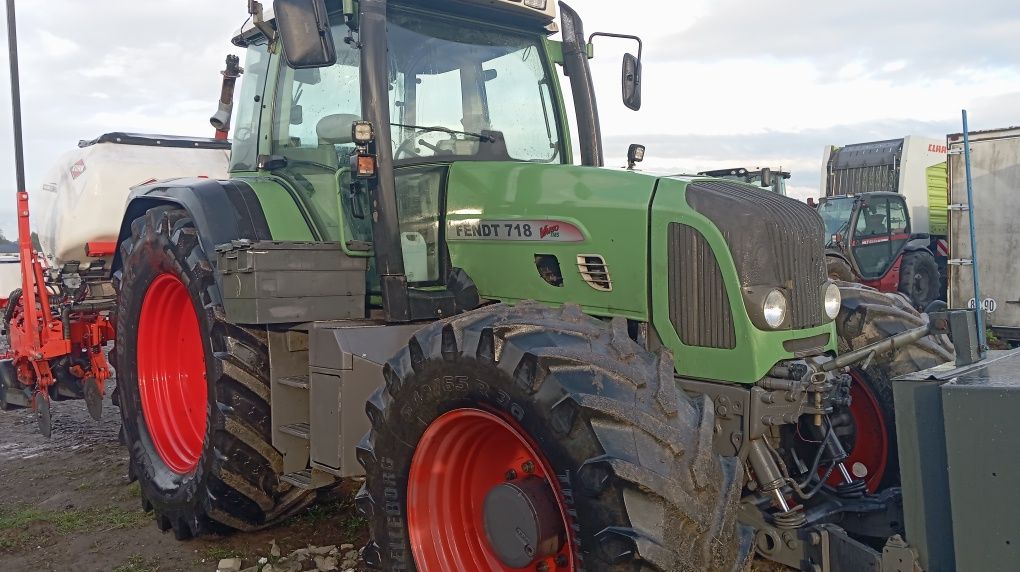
[587,32,643,61]
[249,1,277,42]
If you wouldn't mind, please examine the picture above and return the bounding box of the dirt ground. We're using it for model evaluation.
[0,382,368,572]
[1,381,787,572]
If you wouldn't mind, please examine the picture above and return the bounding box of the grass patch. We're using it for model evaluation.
[112,554,160,572]
[285,493,368,542]
[0,504,149,536]
[203,545,244,561]
[126,481,142,498]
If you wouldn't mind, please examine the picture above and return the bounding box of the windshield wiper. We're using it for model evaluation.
[390,122,495,143]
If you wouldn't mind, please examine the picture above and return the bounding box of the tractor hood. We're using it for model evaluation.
[444,161,658,319]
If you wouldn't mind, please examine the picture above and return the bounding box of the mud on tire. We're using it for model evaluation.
[834,282,954,489]
[357,302,751,571]
[115,206,315,538]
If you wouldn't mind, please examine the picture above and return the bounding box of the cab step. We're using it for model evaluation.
[279,375,310,390]
[280,468,335,490]
[279,422,310,440]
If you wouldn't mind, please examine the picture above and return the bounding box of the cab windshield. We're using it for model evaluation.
[387,10,564,164]
[817,196,856,241]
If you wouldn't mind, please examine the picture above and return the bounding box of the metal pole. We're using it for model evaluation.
[5,0,26,195]
[961,109,987,356]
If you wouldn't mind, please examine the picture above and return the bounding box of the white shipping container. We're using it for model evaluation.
[32,133,230,266]
[947,126,1020,342]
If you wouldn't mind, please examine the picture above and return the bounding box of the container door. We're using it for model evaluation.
[947,134,1020,339]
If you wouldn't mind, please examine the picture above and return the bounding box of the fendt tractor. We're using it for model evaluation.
[3,1,1014,571]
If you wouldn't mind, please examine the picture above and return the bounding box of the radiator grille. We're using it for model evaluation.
[668,223,736,349]
[685,180,827,330]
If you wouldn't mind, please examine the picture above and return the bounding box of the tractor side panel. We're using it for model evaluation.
[235,176,317,241]
[444,162,654,320]
[650,178,836,384]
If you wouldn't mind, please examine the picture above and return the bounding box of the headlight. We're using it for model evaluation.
[823,282,841,320]
[763,289,788,329]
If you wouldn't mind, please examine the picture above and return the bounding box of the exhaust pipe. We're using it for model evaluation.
[210,54,243,140]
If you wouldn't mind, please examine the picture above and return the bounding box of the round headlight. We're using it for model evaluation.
[824,282,842,320]
[763,289,788,329]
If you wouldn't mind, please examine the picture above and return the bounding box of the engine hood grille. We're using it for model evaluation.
[684,180,827,330]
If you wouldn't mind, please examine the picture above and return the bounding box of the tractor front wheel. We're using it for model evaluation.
[357,302,751,571]
[826,255,856,282]
[115,205,315,538]
[832,282,954,491]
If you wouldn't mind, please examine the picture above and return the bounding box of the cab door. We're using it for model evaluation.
[848,195,911,279]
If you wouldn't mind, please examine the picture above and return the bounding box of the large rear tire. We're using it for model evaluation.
[115,206,315,538]
[832,282,954,491]
[898,250,940,310]
[357,302,751,571]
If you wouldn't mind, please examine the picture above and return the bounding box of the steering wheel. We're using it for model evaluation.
[394,135,423,160]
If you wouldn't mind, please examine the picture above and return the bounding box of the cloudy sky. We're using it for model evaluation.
[1,0,1019,238]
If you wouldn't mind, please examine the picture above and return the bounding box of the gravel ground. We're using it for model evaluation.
[0,380,368,572]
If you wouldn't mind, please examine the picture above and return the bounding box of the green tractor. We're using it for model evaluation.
[103,0,954,570]
[699,166,791,196]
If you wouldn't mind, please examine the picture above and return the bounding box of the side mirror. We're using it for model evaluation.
[760,168,773,188]
[622,53,642,111]
[274,0,337,69]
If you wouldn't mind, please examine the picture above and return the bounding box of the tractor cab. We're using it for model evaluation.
[820,192,912,279]
[229,0,642,322]
[818,192,939,308]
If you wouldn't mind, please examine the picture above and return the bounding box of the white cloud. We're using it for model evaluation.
[0,0,1017,240]
[37,30,79,58]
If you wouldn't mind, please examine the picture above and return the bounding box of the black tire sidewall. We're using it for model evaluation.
[899,252,938,309]
[116,211,220,518]
[365,356,593,571]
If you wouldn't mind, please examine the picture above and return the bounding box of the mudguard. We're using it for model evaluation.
[113,178,272,272]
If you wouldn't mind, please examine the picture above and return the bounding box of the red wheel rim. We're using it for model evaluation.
[407,409,575,571]
[832,371,888,492]
[137,273,208,475]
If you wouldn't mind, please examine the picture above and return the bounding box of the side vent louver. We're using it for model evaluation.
[576,254,612,291]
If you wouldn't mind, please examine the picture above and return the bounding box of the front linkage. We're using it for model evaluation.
[693,312,973,570]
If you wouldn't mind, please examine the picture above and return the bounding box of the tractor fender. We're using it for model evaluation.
[113,178,272,273]
[825,249,852,266]
[904,238,933,254]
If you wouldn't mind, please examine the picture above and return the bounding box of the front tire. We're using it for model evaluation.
[357,302,751,571]
[833,282,954,491]
[826,255,856,282]
[898,250,940,310]
[116,206,315,538]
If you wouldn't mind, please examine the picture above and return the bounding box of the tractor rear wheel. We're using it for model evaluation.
[898,250,940,310]
[832,282,954,492]
[357,302,751,571]
[115,205,315,538]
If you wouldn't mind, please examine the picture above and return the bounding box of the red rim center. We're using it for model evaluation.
[137,273,208,475]
[407,409,575,571]
[832,371,888,492]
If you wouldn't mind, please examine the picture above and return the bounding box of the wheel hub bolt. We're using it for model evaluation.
[522,460,535,474]
[536,562,549,572]
[506,469,518,480]
[555,554,568,567]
